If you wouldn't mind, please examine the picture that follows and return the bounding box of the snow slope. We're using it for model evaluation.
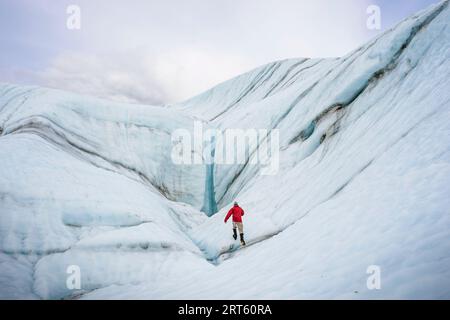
[1,1,450,299]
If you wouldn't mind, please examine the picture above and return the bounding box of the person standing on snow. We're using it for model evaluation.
[224,201,246,246]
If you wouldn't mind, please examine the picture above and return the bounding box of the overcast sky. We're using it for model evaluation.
[0,0,440,104]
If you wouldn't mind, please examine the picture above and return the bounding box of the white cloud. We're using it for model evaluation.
[39,49,252,104]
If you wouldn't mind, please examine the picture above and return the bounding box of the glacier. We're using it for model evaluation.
[1,1,450,299]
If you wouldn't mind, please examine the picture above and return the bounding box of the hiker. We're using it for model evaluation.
[224,201,246,246]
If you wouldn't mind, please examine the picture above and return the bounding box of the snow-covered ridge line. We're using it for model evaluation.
[205,0,449,210]
[0,84,208,209]
[208,60,290,121]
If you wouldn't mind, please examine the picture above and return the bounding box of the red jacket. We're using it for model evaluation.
[224,205,245,223]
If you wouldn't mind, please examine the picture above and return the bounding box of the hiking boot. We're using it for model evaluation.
[240,233,246,246]
[233,228,237,240]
